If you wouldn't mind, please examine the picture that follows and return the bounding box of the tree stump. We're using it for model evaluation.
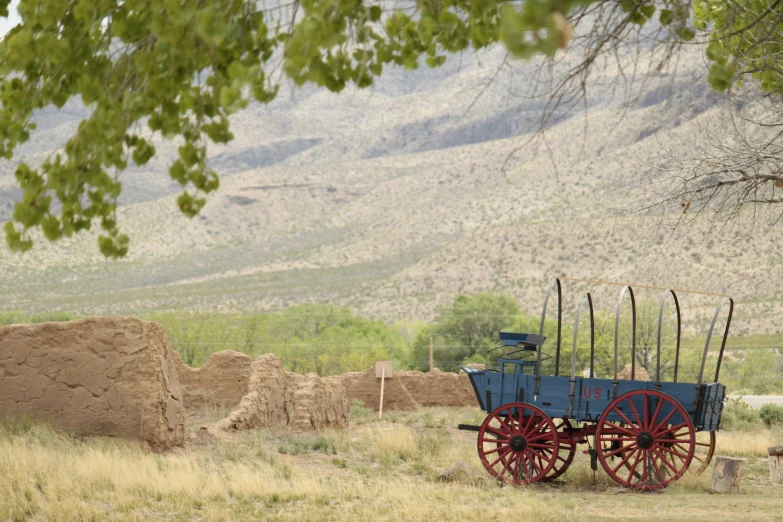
[711,456,743,493]
[769,446,783,484]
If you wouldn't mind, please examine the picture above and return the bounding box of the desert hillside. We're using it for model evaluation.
[0,44,778,334]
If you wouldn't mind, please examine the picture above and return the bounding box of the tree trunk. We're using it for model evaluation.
[769,446,783,484]
[711,456,743,493]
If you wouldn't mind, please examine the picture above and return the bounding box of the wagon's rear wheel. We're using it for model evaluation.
[691,431,716,475]
[595,390,695,491]
[477,402,559,485]
[541,419,576,482]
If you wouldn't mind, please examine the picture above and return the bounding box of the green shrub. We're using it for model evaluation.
[759,403,783,428]
[721,399,762,431]
[311,435,338,454]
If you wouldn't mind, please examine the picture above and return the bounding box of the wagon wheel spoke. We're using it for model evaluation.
[612,447,638,474]
[605,423,640,439]
[654,421,687,438]
[651,408,677,432]
[526,432,555,443]
[521,414,538,435]
[483,426,510,440]
[658,444,690,461]
[526,452,545,475]
[487,448,513,468]
[651,448,679,475]
[626,449,643,481]
[605,441,637,460]
[482,445,509,456]
[650,396,664,428]
[496,412,514,434]
[613,407,637,429]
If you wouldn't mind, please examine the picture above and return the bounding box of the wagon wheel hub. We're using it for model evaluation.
[509,435,527,452]
[636,431,654,449]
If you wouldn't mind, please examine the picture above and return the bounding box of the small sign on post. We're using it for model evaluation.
[376,361,393,419]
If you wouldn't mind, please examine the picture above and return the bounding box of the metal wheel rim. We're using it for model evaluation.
[477,402,560,485]
[595,390,695,491]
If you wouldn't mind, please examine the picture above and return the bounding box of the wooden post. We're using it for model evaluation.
[429,334,433,371]
[769,446,783,484]
[375,361,392,419]
[378,365,385,419]
[711,456,744,493]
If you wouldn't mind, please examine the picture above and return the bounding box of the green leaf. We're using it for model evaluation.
[708,63,736,93]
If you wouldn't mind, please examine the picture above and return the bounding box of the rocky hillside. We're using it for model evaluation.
[0,44,780,335]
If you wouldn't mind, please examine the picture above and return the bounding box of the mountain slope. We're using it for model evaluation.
[0,45,779,334]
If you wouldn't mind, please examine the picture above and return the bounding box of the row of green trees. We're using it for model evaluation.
[1,293,781,393]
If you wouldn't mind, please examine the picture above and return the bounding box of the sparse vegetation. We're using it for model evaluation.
[2,408,782,521]
[759,403,783,429]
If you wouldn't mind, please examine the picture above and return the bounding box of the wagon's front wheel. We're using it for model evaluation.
[477,402,559,485]
[595,390,695,491]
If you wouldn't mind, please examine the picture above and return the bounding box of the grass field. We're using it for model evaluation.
[1,407,782,522]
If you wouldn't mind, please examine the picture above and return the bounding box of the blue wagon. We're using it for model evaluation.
[458,278,732,491]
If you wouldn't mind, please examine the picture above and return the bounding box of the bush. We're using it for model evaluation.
[759,403,783,428]
[311,435,338,454]
[721,399,763,431]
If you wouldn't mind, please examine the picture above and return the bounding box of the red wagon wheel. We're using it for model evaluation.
[477,402,559,485]
[595,390,695,491]
[541,418,576,482]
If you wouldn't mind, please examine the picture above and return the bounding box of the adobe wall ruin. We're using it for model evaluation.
[336,367,480,411]
[398,369,479,408]
[338,368,418,411]
[173,350,254,416]
[0,317,185,451]
[216,354,349,431]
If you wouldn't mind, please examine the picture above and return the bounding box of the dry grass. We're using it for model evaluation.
[715,429,782,458]
[1,410,782,521]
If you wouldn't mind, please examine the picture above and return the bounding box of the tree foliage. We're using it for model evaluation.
[0,0,703,257]
[695,0,783,93]
[411,293,523,371]
[150,304,410,373]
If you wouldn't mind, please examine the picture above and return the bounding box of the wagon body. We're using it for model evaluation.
[463,367,726,431]
[458,278,733,491]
